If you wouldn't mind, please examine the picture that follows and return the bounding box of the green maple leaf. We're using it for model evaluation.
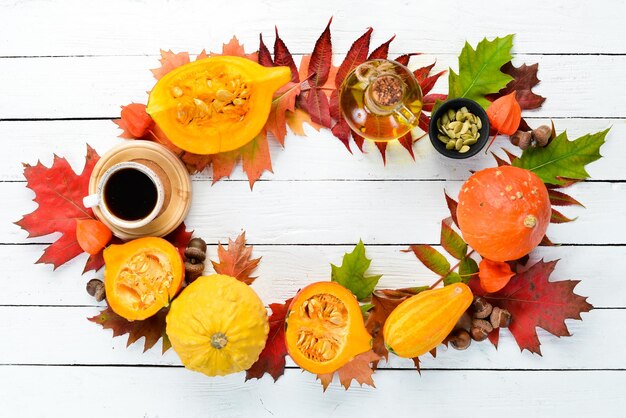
[331,240,382,300]
[449,34,514,108]
[513,129,610,185]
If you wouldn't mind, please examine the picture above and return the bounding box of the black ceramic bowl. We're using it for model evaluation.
[428,98,490,159]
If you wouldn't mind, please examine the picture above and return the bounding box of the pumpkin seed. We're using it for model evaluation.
[448,121,462,130]
[460,120,470,135]
[171,86,184,97]
[216,89,234,102]
[436,106,484,154]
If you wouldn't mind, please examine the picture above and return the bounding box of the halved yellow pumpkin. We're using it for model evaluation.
[285,281,372,374]
[147,56,291,154]
[104,237,184,321]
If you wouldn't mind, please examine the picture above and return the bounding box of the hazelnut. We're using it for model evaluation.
[185,261,204,284]
[187,237,207,253]
[490,307,512,329]
[448,329,471,350]
[531,125,552,147]
[184,246,206,262]
[470,319,493,341]
[472,297,493,319]
[86,278,106,302]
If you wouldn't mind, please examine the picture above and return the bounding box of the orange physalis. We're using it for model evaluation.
[478,258,515,293]
[76,219,113,255]
[485,91,521,152]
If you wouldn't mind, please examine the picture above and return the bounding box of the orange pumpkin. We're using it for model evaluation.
[457,166,551,262]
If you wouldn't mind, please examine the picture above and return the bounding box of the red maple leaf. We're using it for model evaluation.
[88,306,171,354]
[317,350,380,391]
[211,232,261,285]
[246,298,293,381]
[468,259,593,354]
[16,145,105,272]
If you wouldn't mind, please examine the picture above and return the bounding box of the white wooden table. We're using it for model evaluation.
[2,0,625,416]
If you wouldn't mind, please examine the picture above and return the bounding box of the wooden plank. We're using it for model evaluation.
[1,118,619,182]
[1,366,624,417]
[8,180,626,245]
[1,55,625,119]
[1,0,625,55]
[0,306,613,369]
[1,245,623,308]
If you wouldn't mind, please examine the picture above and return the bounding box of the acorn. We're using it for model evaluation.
[184,237,207,284]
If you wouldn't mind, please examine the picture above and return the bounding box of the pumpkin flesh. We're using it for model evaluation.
[457,166,551,262]
[104,237,184,321]
[147,56,291,155]
[285,282,372,374]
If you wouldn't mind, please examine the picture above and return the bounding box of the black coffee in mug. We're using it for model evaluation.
[103,168,158,221]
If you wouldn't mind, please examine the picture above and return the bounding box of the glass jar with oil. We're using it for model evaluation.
[339,59,423,141]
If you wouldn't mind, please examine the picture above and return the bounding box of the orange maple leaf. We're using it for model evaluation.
[151,50,191,80]
[265,81,302,145]
[211,232,261,285]
[317,350,380,391]
[211,36,258,62]
[241,132,273,188]
[286,109,321,136]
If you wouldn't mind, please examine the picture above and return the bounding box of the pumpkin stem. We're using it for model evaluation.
[524,215,537,228]
[210,332,228,349]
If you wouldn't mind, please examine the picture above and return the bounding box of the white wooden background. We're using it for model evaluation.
[1,0,625,416]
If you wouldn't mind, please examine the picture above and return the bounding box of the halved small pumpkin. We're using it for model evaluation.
[147,56,291,155]
[285,281,372,374]
[104,237,184,321]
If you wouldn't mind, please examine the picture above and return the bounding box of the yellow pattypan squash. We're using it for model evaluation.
[166,274,269,376]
